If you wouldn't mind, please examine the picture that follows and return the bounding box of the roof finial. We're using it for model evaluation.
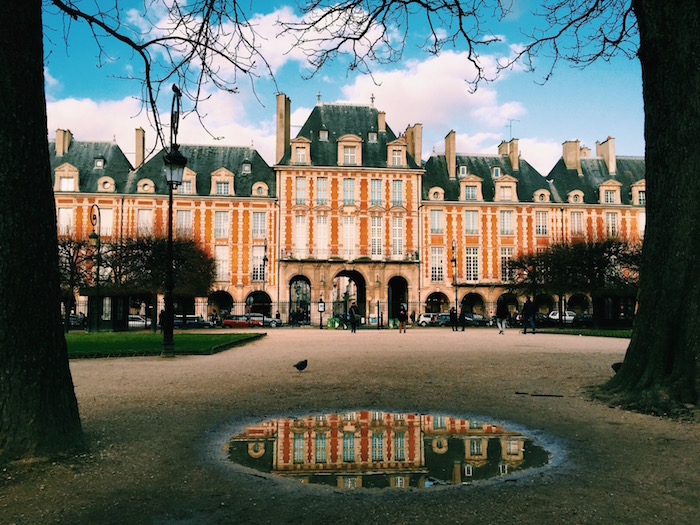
[371,93,375,107]
[317,91,321,103]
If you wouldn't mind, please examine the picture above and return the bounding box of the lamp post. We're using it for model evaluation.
[262,238,268,293]
[88,204,101,331]
[162,85,188,357]
[451,239,458,310]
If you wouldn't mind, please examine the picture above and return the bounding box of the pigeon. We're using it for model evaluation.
[293,359,308,371]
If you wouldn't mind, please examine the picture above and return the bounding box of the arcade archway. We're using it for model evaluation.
[425,292,449,313]
[246,291,272,317]
[332,270,367,321]
[289,276,311,325]
[462,293,485,316]
[567,294,590,313]
[388,276,408,319]
[209,290,233,318]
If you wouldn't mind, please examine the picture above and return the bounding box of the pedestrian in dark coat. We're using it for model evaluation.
[348,302,359,333]
[522,297,536,334]
[398,305,407,333]
[496,297,509,334]
[450,307,458,331]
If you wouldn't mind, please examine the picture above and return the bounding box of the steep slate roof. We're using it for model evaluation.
[422,152,549,202]
[134,145,275,197]
[49,140,133,193]
[546,156,645,204]
[278,103,421,169]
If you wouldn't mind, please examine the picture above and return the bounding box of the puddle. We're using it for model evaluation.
[225,411,554,489]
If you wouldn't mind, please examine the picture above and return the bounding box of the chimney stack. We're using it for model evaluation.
[405,123,422,163]
[275,93,291,164]
[445,130,456,180]
[135,127,145,168]
[508,138,519,172]
[596,137,616,175]
[377,111,386,133]
[562,140,583,175]
[55,129,73,156]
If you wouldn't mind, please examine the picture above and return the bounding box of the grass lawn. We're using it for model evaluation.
[66,331,263,358]
[535,327,632,338]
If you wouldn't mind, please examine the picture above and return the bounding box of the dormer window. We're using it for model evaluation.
[492,166,501,178]
[337,134,363,166]
[97,176,115,193]
[242,162,251,173]
[391,149,401,166]
[534,189,551,203]
[459,166,467,176]
[568,190,584,204]
[295,146,307,164]
[210,167,235,196]
[291,136,311,165]
[320,130,329,141]
[368,132,377,143]
[60,177,75,191]
[179,180,192,194]
[343,146,356,165]
[137,178,155,193]
[638,190,646,205]
[465,186,476,200]
[574,194,580,203]
[598,179,622,205]
[94,158,105,169]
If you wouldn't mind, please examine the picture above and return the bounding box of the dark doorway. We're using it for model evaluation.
[388,276,408,319]
[290,276,311,325]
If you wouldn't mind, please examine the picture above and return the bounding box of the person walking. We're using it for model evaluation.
[348,301,359,333]
[495,297,509,335]
[450,307,458,331]
[522,297,536,334]
[398,304,407,333]
[459,305,467,331]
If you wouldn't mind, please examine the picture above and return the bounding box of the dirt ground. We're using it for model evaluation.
[1,327,698,524]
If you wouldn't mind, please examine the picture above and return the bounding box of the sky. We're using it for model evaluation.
[42,1,645,176]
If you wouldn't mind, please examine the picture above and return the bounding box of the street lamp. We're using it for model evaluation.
[451,239,458,310]
[162,85,188,358]
[262,238,269,292]
[88,204,101,331]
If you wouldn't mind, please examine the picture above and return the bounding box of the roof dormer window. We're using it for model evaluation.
[459,166,467,177]
[320,130,329,141]
[368,132,377,143]
[94,157,105,169]
[492,166,501,178]
[242,162,251,173]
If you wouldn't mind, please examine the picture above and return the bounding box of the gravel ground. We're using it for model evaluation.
[1,327,698,524]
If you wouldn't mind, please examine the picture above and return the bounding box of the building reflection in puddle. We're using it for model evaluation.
[228,411,550,489]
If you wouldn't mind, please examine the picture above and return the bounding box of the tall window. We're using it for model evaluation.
[469,439,482,455]
[176,209,192,237]
[392,179,403,206]
[391,217,403,257]
[500,186,512,201]
[465,247,479,282]
[316,177,327,205]
[394,431,405,461]
[464,210,478,234]
[343,216,356,259]
[137,209,153,236]
[571,211,584,235]
[315,433,326,463]
[343,178,355,205]
[500,247,513,282]
[316,215,328,259]
[214,211,229,238]
[252,212,266,239]
[431,247,444,282]
[604,189,616,204]
[215,181,230,195]
[391,149,401,166]
[295,146,306,163]
[499,210,514,235]
[371,432,383,462]
[99,208,113,237]
[57,208,73,235]
[343,146,356,165]
[294,215,307,258]
[343,432,355,462]
[638,190,646,206]
[371,179,382,206]
[465,185,476,200]
[430,209,443,233]
[535,211,548,235]
[293,433,304,463]
[371,216,382,258]
[215,245,229,281]
[638,211,646,237]
[295,177,305,205]
[606,212,618,237]
[251,245,265,281]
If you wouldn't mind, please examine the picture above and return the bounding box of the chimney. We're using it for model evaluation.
[497,140,508,156]
[135,127,145,168]
[508,138,519,172]
[596,136,616,175]
[55,128,73,156]
[377,111,386,133]
[562,140,582,175]
[275,93,291,163]
[405,123,422,163]
[445,130,456,180]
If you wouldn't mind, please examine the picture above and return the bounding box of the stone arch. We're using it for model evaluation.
[425,292,449,313]
[289,275,311,325]
[246,291,272,317]
[499,292,520,318]
[332,269,368,321]
[567,293,590,313]
[534,293,556,314]
[209,290,233,318]
[388,276,408,319]
[462,292,485,316]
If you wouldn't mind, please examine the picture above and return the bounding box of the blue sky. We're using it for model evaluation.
[42,1,644,175]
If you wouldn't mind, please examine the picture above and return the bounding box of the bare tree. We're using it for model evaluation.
[57,236,92,331]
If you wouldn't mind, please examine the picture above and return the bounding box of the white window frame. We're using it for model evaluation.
[294,215,307,258]
[316,215,329,259]
[465,247,478,282]
[343,178,355,205]
[57,208,73,235]
[60,177,75,191]
[371,216,382,259]
[430,209,443,233]
[391,149,401,166]
[215,245,229,281]
[500,186,512,201]
[343,146,356,165]
[316,177,327,205]
[571,211,584,235]
[214,211,229,238]
[500,247,513,282]
[137,209,153,236]
[215,181,230,195]
[251,245,265,281]
[606,212,618,237]
[342,216,356,260]
[500,210,514,235]
[371,179,382,206]
[175,209,192,237]
[252,212,266,239]
[535,211,548,236]
[295,177,305,205]
[179,180,192,195]
[295,146,307,164]
[465,185,476,200]
[392,179,403,207]
[431,247,444,282]
[464,210,478,235]
[391,217,403,258]
[605,189,616,204]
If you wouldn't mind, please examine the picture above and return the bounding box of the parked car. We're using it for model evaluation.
[515,311,551,327]
[572,312,594,328]
[173,315,215,328]
[435,313,452,326]
[463,312,490,327]
[64,313,85,328]
[417,313,437,326]
[128,315,150,328]
[548,310,576,324]
[247,312,282,327]
[222,315,263,328]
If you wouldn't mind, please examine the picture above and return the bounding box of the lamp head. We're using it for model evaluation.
[164,144,187,185]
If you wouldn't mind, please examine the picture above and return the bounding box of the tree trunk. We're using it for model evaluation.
[603,1,700,412]
[0,1,83,460]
